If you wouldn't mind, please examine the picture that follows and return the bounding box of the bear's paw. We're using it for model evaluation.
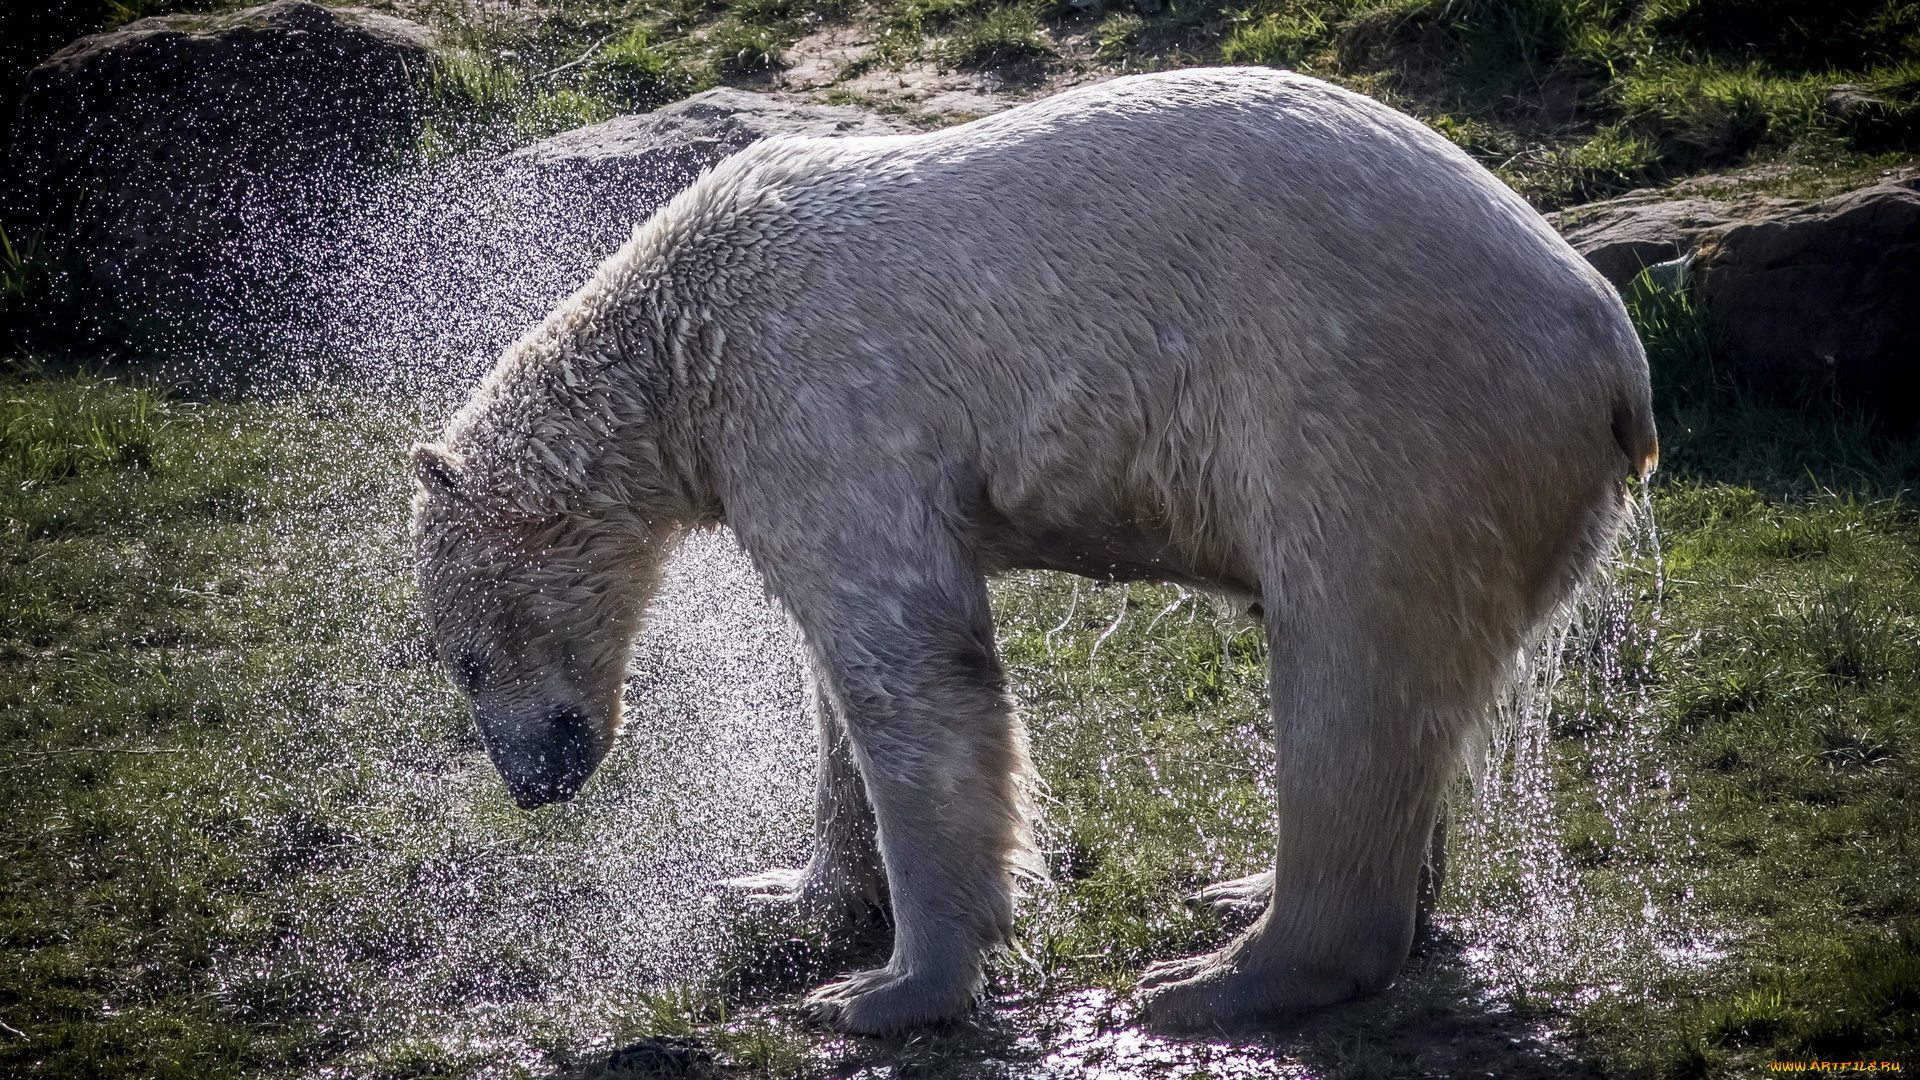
[1137,946,1357,1035]
[802,964,976,1034]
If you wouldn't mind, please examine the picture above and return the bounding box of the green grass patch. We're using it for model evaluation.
[582,27,703,111]
[1220,10,1331,68]
[416,48,645,160]
[1096,11,1145,63]
[1609,58,1830,173]
[0,367,159,483]
[940,4,1051,68]
[0,365,441,1077]
[707,20,787,74]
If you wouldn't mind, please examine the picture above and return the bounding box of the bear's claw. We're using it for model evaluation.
[1138,955,1249,1034]
[1189,870,1273,925]
[1138,938,1371,1034]
[1137,953,1215,991]
[719,865,885,931]
[721,867,809,901]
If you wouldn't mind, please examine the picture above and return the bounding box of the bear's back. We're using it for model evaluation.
[650,69,1646,579]
[698,68,1631,408]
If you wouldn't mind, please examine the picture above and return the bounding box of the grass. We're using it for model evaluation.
[581,27,703,110]
[1547,478,1920,1075]
[0,368,159,481]
[0,365,442,1078]
[938,4,1052,68]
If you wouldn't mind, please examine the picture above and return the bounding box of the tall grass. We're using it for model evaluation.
[417,50,598,158]
[1220,10,1331,67]
[707,21,786,73]
[0,367,159,483]
[1623,264,1721,406]
[1610,58,1829,171]
[941,5,1050,68]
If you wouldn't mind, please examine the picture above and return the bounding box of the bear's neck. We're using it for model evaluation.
[443,251,720,525]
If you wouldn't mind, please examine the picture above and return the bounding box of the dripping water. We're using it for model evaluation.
[1449,488,1723,1007]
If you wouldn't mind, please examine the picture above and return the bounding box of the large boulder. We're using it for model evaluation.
[5,0,433,326]
[1552,193,1770,287]
[1699,176,1920,417]
[508,87,908,185]
[1552,171,1920,421]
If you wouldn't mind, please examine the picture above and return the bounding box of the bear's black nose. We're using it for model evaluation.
[500,705,596,809]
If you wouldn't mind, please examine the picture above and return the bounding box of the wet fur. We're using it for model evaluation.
[410,68,1656,1034]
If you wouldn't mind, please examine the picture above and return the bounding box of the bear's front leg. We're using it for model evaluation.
[724,676,887,931]
[750,524,1033,1035]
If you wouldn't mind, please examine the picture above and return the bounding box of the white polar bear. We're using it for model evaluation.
[409,67,1657,1034]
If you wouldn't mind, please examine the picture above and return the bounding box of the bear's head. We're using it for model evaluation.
[410,442,671,809]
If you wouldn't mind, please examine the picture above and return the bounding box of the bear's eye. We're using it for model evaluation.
[453,652,492,694]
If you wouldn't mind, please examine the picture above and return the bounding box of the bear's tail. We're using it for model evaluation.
[1611,388,1659,482]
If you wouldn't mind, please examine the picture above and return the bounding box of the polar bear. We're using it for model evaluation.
[409,67,1657,1035]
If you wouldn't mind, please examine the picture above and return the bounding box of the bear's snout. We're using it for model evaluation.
[493,705,598,810]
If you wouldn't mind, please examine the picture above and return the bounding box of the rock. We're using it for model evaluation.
[503,86,909,204]
[5,0,433,324]
[1552,172,1920,421]
[1697,176,1920,419]
[605,1035,712,1076]
[1824,83,1888,119]
[1551,191,1794,288]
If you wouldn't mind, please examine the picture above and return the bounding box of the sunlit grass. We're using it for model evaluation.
[937,4,1050,68]
[0,368,159,484]
[0,368,446,1078]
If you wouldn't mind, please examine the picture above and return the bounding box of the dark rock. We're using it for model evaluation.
[1552,171,1920,422]
[605,1035,713,1076]
[1552,192,1790,288]
[5,0,433,325]
[1697,176,1920,419]
[1825,83,1888,119]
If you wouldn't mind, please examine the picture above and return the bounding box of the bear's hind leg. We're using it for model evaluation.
[1140,603,1471,1033]
[1192,797,1448,931]
[724,675,886,930]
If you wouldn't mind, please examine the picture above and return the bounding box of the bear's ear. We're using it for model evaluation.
[411,443,468,501]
